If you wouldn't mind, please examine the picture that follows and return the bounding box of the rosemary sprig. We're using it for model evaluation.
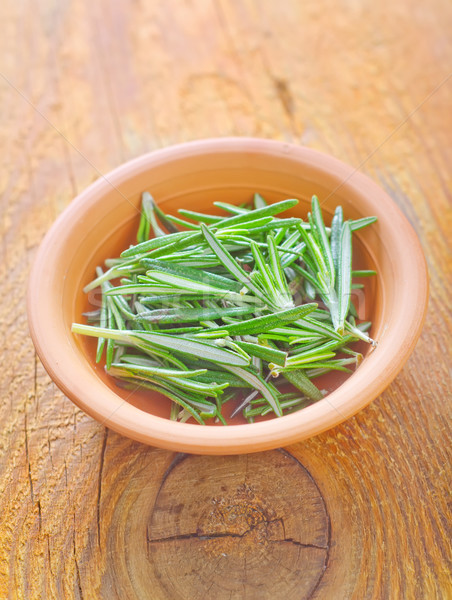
[72,192,377,424]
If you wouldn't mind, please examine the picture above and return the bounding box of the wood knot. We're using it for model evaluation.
[143,450,329,599]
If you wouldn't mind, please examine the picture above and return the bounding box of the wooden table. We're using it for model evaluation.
[1,1,451,598]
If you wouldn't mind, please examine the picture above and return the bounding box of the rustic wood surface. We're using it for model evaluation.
[0,1,451,598]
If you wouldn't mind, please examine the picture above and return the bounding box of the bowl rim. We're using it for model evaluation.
[27,137,429,454]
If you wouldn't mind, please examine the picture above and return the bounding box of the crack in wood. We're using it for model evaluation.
[96,428,108,549]
[146,524,151,560]
[33,350,38,416]
[46,535,53,577]
[268,538,328,551]
[64,459,68,489]
[148,517,328,551]
[154,452,187,502]
[24,412,34,504]
[280,450,332,598]
[73,515,84,600]
[47,425,54,468]
[23,351,39,506]
[37,499,42,533]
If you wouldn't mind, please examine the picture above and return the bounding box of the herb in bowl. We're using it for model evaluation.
[72,193,377,424]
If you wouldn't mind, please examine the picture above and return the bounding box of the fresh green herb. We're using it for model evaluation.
[72,192,377,424]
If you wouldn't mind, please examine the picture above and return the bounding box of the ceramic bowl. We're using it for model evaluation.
[27,138,428,454]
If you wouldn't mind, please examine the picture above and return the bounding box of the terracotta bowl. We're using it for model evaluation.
[28,138,428,454]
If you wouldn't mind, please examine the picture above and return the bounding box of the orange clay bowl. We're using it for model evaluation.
[28,138,428,454]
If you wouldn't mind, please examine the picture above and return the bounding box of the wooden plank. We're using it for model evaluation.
[0,0,450,598]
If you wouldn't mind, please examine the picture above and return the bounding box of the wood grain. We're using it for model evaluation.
[112,451,329,599]
[0,0,451,598]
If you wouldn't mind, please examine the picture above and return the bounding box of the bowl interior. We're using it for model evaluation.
[29,139,427,453]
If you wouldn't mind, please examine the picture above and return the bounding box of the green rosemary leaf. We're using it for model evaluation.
[107,296,126,331]
[223,236,305,258]
[284,352,336,368]
[119,355,164,368]
[336,221,352,334]
[250,241,277,297]
[139,293,215,304]
[254,193,267,209]
[344,320,375,344]
[95,268,108,363]
[234,340,287,366]
[136,201,151,243]
[197,303,317,336]
[219,216,274,233]
[141,258,243,292]
[237,217,302,236]
[245,395,312,418]
[83,261,142,293]
[121,230,197,258]
[295,316,343,340]
[282,241,306,269]
[222,365,283,417]
[296,225,330,285]
[200,223,271,305]
[267,233,293,308]
[143,231,204,259]
[311,196,335,287]
[152,201,180,233]
[154,375,229,396]
[110,362,207,379]
[135,304,256,324]
[282,370,323,401]
[350,216,378,231]
[214,199,299,230]
[213,202,249,215]
[105,301,116,370]
[178,209,223,224]
[156,326,205,334]
[144,271,265,304]
[163,214,200,230]
[72,324,251,366]
[291,263,321,295]
[152,379,219,412]
[352,269,377,277]
[330,205,343,277]
[142,191,166,238]
[113,376,207,424]
[192,370,253,388]
[105,285,180,295]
